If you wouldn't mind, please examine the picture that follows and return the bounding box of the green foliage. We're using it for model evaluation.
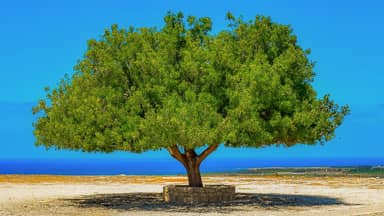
[33,12,349,154]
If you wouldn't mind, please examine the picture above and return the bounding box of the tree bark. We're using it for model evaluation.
[185,158,203,187]
[167,144,219,187]
[185,148,203,187]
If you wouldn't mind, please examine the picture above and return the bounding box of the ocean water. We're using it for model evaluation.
[0,157,383,175]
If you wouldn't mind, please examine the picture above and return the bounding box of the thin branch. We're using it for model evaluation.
[197,144,219,165]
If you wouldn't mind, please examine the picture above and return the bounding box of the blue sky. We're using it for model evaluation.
[0,0,383,160]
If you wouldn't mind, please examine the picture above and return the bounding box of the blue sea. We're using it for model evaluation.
[1,157,383,175]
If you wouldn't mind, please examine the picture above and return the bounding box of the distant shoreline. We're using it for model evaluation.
[208,166,384,178]
[1,166,383,178]
[1,158,383,176]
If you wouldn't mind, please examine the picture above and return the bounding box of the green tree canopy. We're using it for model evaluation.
[33,12,349,187]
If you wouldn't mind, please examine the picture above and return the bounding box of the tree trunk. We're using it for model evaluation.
[167,144,219,188]
[185,158,203,187]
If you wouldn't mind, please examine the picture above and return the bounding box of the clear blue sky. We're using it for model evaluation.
[0,0,383,160]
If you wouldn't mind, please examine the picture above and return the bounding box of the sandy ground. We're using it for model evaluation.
[0,175,383,216]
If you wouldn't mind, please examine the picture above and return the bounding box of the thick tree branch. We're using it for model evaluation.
[185,148,198,160]
[167,145,187,167]
[197,144,219,165]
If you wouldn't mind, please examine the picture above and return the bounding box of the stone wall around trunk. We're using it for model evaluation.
[163,184,236,205]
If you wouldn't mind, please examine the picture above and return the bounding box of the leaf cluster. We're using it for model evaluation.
[33,12,349,153]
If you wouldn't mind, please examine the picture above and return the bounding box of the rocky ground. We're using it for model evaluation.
[0,175,383,216]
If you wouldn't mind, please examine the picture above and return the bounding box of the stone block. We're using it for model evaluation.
[163,184,235,205]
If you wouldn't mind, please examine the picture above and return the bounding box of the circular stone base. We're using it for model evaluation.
[163,185,236,205]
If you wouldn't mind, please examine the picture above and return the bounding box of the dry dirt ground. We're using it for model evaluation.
[0,175,383,216]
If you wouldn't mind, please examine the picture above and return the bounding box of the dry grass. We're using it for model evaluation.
[0,175,187,184]
[1,175,383,188]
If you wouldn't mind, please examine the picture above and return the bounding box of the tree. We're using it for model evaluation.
[33,12,349,187]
